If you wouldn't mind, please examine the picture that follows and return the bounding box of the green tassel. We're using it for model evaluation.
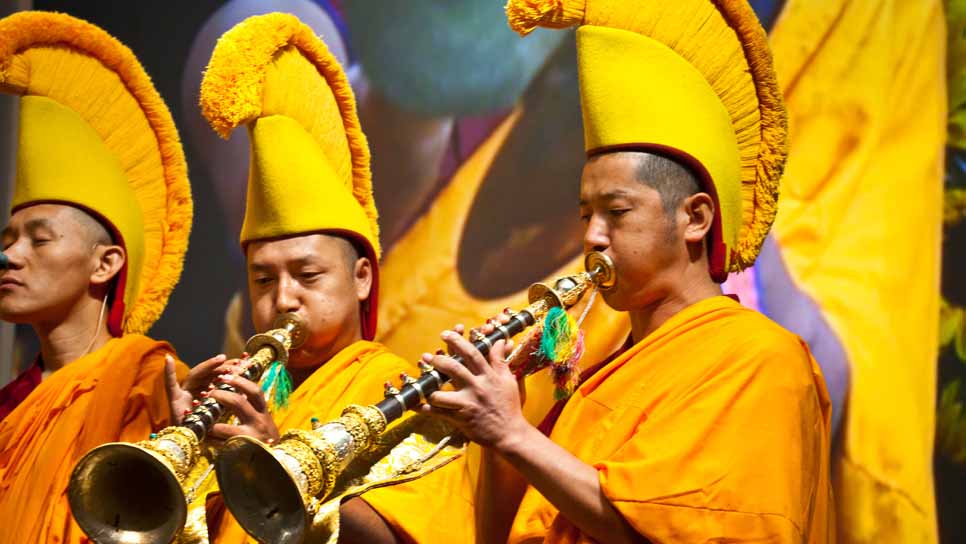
[539,307,569,361]
[261,361,293,410]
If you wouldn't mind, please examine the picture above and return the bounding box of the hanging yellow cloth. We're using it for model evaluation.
[768,2,944,541]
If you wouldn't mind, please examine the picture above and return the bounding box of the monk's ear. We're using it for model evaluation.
[90,244,126,287]
[682,192,715,244]
[353,256,373,303]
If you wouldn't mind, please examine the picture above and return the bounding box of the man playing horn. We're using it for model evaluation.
[420,2,834,543]
[172,13,473,543]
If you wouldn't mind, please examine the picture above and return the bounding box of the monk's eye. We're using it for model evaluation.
[608,208,631,218]
[299,271,322,283]
[253,276,274,286]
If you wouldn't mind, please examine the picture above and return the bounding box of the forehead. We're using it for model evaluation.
[6,203,79,228]
[246,233,346,266]
[579,153,656,202]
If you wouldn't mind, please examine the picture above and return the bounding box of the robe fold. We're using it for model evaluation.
[507,296,833,543]
[0,334,187,544]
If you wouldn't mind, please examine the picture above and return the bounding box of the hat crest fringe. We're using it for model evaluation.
[0,11,192,334]
[200,12,379,257]
[505,0,585,36]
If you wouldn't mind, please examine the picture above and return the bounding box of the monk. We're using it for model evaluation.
[0,11,193,544]
[417,2,834,543]
[171,13,469,543]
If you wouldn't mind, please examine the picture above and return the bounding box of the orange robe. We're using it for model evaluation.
[360,431,477,544]
[508,296,833,543]
[212,340,418,542]
[0,334,187,544]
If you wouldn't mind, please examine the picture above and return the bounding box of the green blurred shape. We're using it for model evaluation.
[938,379,966,464]
[948,0,966,147]
[345,0,567,116]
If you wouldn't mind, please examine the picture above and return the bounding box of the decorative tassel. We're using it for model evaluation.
[505,0,561,36]
[260,360,293,411]
[552,330,584,400]
[504,0,583,37]
[507,306,584,399]
[508,325,546,379]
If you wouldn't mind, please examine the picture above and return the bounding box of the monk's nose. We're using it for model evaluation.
[583,215,610,254]
[274,277,301,314]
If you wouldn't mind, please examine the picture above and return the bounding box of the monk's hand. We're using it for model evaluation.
[472,307,527,403]
[165,353,243,424]
[421,329,528,451]
[208,373,280,444]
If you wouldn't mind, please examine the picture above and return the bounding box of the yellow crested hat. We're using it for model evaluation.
[506,0,787,281]
[0,11,193,334]
[200,12,380,339]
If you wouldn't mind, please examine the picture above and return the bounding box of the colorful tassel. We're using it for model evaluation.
[260,360,293,411]
[507,306,584,399]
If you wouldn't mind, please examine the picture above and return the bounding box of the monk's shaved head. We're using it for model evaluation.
[630,152,701,216]
[65,206,113,247]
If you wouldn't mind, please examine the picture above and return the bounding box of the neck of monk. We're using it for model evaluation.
[35,293,112,375]
[628,265,722,343]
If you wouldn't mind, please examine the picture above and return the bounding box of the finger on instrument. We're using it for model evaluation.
[441,330,489,376]
[489,338,513,366]
[428,352,474,386]
[418,403,461,426]
[219,374,267,413]
[427,389,466,410]
[209,388,259,422]
[164,355,181,401]
[209,423,246,440]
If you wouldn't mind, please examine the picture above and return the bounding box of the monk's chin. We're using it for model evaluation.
[0,307,35,325]
[600,290,631,313]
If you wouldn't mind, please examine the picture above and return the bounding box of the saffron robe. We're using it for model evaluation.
[0,334,187,544]
[508,296,833,543]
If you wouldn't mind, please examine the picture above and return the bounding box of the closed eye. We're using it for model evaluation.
[298,271,322,282]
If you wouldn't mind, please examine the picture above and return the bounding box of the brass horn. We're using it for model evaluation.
[214,252,616,543]
[67,312,306,544]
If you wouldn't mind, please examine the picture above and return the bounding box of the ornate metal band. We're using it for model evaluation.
[145,426,200,479]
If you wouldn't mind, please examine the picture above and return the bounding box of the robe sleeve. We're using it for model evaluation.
[584,333,828,543]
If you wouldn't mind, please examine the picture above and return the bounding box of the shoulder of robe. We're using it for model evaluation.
[112,334,185,375]
[358,341,412,369]
[714,306,816,389]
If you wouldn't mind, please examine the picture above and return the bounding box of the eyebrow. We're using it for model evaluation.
[24,218,54,232]
[249,255,320,272]
[1,218,55,240]
[579,189,632,206]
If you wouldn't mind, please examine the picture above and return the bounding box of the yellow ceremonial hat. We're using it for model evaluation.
[200,13,380,339]
[0,11,193,334]
[506,0,787,281]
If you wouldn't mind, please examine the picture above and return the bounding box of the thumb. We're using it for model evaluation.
[164,354,181,399]
[489,339,514,370]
